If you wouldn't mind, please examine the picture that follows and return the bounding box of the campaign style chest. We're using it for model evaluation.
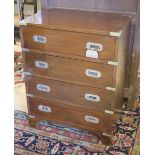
[20,8,130,144]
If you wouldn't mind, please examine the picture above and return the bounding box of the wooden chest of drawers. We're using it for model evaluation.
[20,8,130,144]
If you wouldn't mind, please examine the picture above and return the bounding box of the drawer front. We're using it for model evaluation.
[21,27,116,60]
[24,53,114,88]
[26,76,115,110]
[28,97,115,133]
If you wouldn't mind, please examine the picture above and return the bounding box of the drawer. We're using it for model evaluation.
[21,26,116,60]
[28,97,117,133]
[24,53,114,88]
[26,76,115,110]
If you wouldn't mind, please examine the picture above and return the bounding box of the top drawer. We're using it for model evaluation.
[21,27,116,60]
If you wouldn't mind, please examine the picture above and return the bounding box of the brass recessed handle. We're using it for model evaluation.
[84,115,99,124]
[86,42,103,51]
[38,105,51,113]
[35,60,49,69]
[85,69,101,78]
[37,84,50,92]
[33,35,47,44]
[85,93,100,102]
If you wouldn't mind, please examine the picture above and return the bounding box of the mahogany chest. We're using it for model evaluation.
[20,8,130,144]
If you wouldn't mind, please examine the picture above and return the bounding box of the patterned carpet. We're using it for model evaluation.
[14,51,24,84]
[14,108,139,155]
[14,52,140,154]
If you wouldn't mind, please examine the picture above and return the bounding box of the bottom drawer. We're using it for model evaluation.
[27,97,119,134]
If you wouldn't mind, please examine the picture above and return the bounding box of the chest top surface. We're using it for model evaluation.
[21,8,130,36]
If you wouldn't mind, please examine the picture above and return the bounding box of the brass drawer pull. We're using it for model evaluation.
[35,61,49,69]
[84,115,99,124]
[86,42,103,51]
[85,69,101,78]
[37,84,50,92]
[85,93,100,102]
[38,105,51,113]
[33,35,47,44]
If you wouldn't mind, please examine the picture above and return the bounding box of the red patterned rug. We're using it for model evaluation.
[14,108,139,155]
[14,51,24,84]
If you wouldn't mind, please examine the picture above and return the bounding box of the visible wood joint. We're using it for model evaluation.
[124,88,130,98]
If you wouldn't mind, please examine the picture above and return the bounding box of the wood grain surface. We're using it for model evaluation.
[27,96,119,133]
[21,8,130,36]
[24,52,115,89]
[25,76,115,111]
[21,26,117,61]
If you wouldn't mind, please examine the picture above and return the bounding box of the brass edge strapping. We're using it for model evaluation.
[105,110,114,114]
[26,93,34,97]
[107,61,118,66]
[110,31,122,37]
[106,87,116,92]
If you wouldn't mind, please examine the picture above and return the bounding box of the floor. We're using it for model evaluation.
[14,83,27,112]
[14,40,28,112]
